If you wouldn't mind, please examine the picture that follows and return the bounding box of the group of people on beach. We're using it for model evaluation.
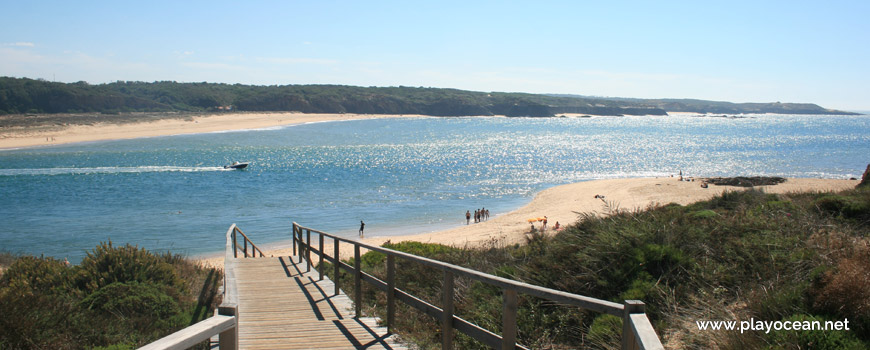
[465,208,490,225]
[529,216,561,232]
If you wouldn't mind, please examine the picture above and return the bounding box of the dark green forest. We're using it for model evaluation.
[1,77,855,117]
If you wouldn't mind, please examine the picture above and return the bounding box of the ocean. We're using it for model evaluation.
[1,114,868,263]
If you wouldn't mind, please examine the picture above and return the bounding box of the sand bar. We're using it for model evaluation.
[196,177,858,269]
[0,112,425,150]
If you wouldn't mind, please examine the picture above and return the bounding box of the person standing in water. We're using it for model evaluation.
[359,220,365,237]
[466,210,471,225]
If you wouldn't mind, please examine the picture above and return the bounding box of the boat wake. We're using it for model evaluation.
[0,166,232,176]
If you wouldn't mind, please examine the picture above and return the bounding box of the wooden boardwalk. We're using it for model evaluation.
[232,256,407,350]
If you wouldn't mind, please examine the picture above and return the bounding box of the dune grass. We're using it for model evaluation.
[327,186,869,349]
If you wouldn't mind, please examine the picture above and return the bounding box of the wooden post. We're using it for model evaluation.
[334,238,340,296]
[243,237,248,258]
[502,289,518,350]
[306,229,311,272]
[232,230,238,259]
[622,300,645,350]
[318,233,324,281]
[218,304,238,350]
[292,224,297,257]
[387,255,396,333]
[442,270,454,350]
[354,244,362,318]
[297,226,303,264]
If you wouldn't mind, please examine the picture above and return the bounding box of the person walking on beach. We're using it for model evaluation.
[359,220,365,237]
[466,210,471,225]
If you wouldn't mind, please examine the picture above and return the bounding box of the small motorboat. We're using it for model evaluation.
[224,161,249,169]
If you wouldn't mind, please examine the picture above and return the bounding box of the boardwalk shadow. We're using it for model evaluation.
[279,256,345,320]
[334,319,397,350]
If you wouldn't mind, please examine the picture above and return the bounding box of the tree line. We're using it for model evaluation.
[1,76,854,117]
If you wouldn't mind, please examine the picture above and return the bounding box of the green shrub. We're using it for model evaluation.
[0,256,71,296]
[814,194,870,221]
[80,281,180,319]
[76,242,184,295]
[587,314,622,349]
[0,243,221,349]
[750,282,810,321]
[765,314,864,350]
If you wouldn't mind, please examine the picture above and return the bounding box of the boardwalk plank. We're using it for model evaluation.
[233,257,406,350]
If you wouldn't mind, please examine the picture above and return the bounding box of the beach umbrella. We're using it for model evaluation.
[537,217,545,222]
[526,218,537,223]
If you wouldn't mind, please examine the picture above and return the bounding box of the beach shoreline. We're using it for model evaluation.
[194,176,858,269]
[0,112,429,150]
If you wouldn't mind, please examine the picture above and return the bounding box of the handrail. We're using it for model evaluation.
[138,315,235,350]
[230,224,265,258]
[293,222,665,350]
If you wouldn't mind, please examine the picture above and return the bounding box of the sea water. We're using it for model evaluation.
[1,114,868,262]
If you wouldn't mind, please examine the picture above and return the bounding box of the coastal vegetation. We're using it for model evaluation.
[0,77,855,120]
[0,242,222,350]
[329,186,869,349]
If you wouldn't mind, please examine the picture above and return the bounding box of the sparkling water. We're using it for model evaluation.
[1,114,867,262]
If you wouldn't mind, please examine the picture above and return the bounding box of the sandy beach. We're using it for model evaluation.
[0,112,425,150]
[196,176,858,269]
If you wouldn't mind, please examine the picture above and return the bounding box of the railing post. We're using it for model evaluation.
[442,270,455,350]
[334,238,340,296]
[319,233,325,281]
[292,224,297,257]
[387,254,396,333]
[622,300,644,350]
[243,236,248,258]
[218,304,238,350]
[231,229,238,259]
[502,289,518,350]
[354,244,362,318]
[296,226,303,264]
[306,229,311,272]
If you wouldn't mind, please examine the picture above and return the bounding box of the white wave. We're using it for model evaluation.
[0,166,230,176]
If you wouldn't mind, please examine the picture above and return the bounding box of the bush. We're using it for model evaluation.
[80,281,180,319]
[765,314,864,350]
[810,246,870,337]
[587,314,622,349]
[75,242,184,296]
[0,243,221,349]
[0,256,71,296]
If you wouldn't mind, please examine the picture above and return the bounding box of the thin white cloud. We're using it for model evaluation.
[3,42,35,47]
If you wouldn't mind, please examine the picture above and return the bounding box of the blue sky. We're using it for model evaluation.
[2,1,868,110]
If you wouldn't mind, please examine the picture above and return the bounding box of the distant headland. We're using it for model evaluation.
[0,77,859,118]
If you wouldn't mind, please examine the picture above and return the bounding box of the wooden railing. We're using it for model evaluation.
[139,224,246,350]
[229,224,265,258]
[293,222,665,350]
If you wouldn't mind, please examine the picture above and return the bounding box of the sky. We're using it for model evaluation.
[1,1,868,110]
